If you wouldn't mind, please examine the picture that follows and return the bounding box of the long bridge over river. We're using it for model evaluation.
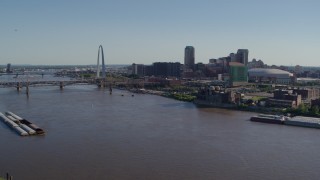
[0,78,145,90]
[0,45,147,92]
[0,79,96,88]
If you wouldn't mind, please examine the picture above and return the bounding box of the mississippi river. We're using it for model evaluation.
[1,85,320,180]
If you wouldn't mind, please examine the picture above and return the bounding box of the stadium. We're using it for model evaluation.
[248,68,294,84]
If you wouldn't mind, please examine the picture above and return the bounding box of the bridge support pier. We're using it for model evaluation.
[16,82,22,91]
[98,80,105,88]
[60,82,64,90]
[26,82,29,97]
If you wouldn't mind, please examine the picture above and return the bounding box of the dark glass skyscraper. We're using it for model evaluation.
[184,46,195,70]
[236,49,249,65]
[6,63,12,73]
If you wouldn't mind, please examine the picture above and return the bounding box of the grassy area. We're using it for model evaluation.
[0,177,5,180]
[170,93,196,102]
[251,96,268,101]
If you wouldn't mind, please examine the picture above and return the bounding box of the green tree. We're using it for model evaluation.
[298,103,308,114]
[311,105,319,115]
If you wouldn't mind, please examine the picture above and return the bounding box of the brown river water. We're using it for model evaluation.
[0,85,320,180]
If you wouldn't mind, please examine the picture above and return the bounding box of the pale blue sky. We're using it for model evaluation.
[1,0,319,66]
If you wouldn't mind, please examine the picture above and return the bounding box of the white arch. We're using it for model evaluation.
[96,45,106,78]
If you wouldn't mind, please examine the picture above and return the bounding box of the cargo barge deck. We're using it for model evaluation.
[250,114,285,124]
[250,114,320,129]
[0,111,45,136]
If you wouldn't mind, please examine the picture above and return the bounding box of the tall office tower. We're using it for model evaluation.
[6,63,12,73]
[184,46,195,70]
[132,63,145,77]
[229,53,237,62]
[236,49,249,65]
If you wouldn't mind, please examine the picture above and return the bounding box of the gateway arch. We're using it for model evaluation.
[96,45,106,78]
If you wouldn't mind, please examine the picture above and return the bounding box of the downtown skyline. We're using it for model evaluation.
[1,0,320,66]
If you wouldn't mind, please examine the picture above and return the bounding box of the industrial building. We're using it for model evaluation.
[292,88,320,101]
[196,86,240,106]
[268,89,302,108]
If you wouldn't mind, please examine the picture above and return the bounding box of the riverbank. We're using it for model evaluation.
[127,88,196,102]
[126,87,320,119]
[193,99,285,114]
[127,88,282,114]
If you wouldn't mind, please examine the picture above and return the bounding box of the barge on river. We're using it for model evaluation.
[0,111,45,136]
[285,116,320,129]
[250,114,320,129]
[250,114,286,124]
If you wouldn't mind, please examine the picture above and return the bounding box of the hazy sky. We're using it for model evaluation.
[1,0,319,66]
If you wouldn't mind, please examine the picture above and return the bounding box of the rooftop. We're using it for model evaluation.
[248,68,293,77]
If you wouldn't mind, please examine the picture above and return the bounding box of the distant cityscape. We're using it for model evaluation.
[2,46,320,84]
[128,46,320,86]
[2,46,320,117]
[2,46,320,87]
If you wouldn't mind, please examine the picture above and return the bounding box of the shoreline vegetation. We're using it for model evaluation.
[127,87,320,118]
[164,93,196,102]
[127,88,196,102]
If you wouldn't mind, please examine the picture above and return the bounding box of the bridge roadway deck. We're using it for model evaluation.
[0,79,148,88]
[0,79,141,88]
[0,79,97,88]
